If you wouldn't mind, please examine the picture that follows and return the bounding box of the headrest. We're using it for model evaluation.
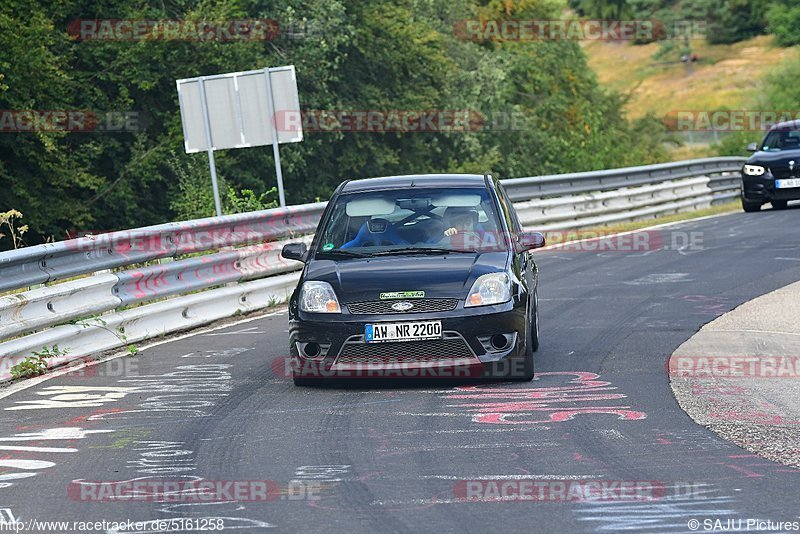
[367,218,389,233]
[443,207,478,229]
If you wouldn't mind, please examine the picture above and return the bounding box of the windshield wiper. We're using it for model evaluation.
[316,249,370,259]
[370,247,454,256]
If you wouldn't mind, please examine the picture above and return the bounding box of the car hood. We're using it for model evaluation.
[304,252,510,303]
[747,149,800,167]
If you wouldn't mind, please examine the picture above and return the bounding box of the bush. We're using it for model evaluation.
[713,131,758,157]
[767,3,800,46]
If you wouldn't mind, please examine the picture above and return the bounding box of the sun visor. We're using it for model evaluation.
[433,193,482,207]
[345,197,396,217]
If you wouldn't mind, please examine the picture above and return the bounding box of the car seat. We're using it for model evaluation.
[340,218,409,248]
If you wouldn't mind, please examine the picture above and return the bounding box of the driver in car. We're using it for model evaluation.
[442,206,479,237]
[435,206,487,251]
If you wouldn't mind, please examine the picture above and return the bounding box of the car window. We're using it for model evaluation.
[761,128,800,151]
[314,187,507,256]
[495,183,521,234]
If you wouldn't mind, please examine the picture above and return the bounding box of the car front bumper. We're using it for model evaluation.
[288,299,528,379]
[742,172,800,202]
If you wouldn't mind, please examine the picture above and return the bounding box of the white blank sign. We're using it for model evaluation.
[177,66,302,153]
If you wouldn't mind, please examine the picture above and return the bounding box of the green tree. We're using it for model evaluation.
[767,2,800,46]
[0,0,672,250]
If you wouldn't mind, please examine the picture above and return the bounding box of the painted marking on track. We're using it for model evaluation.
[442,371,647,425]
[0,445,77,453]
[0,427,113,487]
[203,327,264,336]
[574,485,737,533]
[85,364,234,421]
[0,308,285,402]
[624,273,692,285]
[128,441,196,475]
[293,465,351,483]
[5,386,139,410]
[0,428,113,441]
[181,348,252,358]
[0,460,55,470]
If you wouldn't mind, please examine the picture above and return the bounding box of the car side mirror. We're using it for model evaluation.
[746,142,758,152]
[281,242,308,262]
[517,231,546,251]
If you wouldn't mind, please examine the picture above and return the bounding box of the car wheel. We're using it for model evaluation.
[507,291,536,382]
[772,200,789,210]
[293,373,323,387]
[513,320,535,382]
[530,288,540,353]
[741,198,761,213]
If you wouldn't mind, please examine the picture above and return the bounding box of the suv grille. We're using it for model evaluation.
[335,334,475,365]
[347,299,458,315]
[771,166,799,179]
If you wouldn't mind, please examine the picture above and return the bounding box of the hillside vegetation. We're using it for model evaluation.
[583,35,798,120]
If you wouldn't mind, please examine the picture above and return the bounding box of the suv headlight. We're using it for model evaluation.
[465,272,511,307]
[743,164,766,176]
[299,281,341,313]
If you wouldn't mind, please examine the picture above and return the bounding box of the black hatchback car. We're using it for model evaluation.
[742,120,800,212]
[281,174,545,386]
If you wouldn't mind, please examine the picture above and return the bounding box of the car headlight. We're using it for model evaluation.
[465,272,512,307]
[299,281,341,313]
[743,164,766,176]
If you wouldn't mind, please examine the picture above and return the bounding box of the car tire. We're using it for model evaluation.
[741,198,761,213]
[507,291,536,382]
[772,200,789,210]
[293,373,323,387]
[513,321,535,382]
[530,288,540,353]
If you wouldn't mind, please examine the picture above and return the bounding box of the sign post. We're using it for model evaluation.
[196,76,223,216]
[176,66,302,211]
[263,68,286,208]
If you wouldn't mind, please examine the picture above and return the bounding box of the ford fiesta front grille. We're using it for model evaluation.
[334,332,477,365]
[347,299,459,315]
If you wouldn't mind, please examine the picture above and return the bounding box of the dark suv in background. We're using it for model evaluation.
[742,120,800,212]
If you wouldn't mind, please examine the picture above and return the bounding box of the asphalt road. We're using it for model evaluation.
[1,208,800,533]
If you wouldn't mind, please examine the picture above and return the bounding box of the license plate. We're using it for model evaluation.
[776,178,800,189]
[365,321,442,343]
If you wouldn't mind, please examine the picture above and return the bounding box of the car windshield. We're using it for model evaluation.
[761,127,800,151]
[314,187,507,257]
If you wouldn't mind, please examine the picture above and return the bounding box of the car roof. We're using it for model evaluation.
[769,119,800,131]
[339,174,488,193]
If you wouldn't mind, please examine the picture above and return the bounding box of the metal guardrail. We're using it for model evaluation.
[0,202,326,293]
[0,157,745,381]
[501,157,744,201]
